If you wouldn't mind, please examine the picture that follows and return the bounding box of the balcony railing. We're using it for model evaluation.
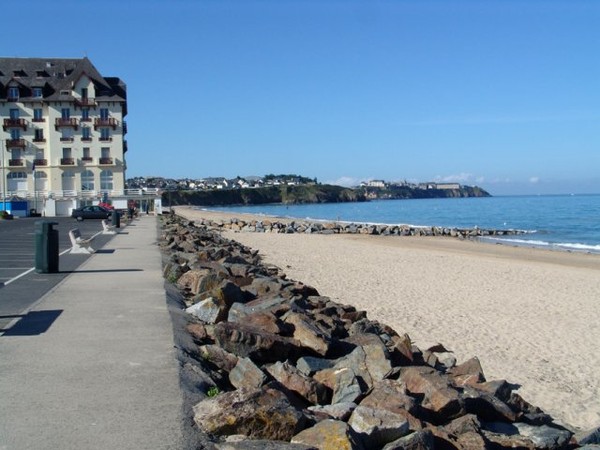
[99,157,114,165]
[60,158,75,165]
[32,117,46,123]
[9,159,24,166]
[82,157,93,162]
[33,159,48,166]
[99,137,113,142]
[55,118,79,130]
[74,97,97,107]
[81,137,93,142]
[3,118,27,131]
[94,117,118,130]
[60,137,75,142]
[6,138,26,148]
[33,137,46,143]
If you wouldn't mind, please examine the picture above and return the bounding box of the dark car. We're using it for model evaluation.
[71,205,115,221]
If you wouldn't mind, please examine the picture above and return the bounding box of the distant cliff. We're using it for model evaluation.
[163,184,490,207]
[164,184,365,207]
[359,184,491,200]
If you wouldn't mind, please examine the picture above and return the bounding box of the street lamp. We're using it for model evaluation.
[1,138,6,212]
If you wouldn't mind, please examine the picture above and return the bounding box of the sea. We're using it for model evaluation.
[204,194,600,254]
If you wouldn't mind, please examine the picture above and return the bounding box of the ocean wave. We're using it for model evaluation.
[481,236,600,254]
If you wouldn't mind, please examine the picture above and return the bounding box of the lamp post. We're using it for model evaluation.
[1,138,6,212]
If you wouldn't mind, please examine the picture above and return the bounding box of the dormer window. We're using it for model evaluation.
[13,70,27,77]
[36,70,49,78]
[60,90,70,96]
[33,87,43,98]
[8,87,19,100]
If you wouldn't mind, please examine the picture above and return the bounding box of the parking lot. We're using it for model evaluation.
[0,216,121,331]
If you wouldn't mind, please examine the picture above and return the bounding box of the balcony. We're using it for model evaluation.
[60,158,75,166]
[75,97,97,107]
[3,118,27,131]
[123,121,128,135]
[9,159,24,167]
[33,159,48,166]
[99,137,113,142]
[94,117,118,130]
[6,138,26,148]
[33,137,46,143]
[82,157,94,163]
[32,117,46,123]
[60,137,75,142]
[99,157,113,165]
[55,117,79,130]
[81,137,93,142]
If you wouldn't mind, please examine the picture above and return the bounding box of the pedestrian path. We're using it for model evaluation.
[0,215,184,449]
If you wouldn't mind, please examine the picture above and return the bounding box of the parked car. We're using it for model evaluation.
[71,205,116,221]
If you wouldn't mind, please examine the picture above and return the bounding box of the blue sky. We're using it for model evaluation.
[5,0,599,195]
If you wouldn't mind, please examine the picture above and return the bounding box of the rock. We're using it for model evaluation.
[291,419,364,450]
[348,405,410,448]
[448,356,486,386]
[186,322,212,344]
[284,312,331,356]
[381,429,435,450]
[577,425,600,445]
[193,383,305,441]
[176,268,211,294]
[265,361,330,405]
[210,280,246,306]
[229,357,267,390]
[359,379,421,430]
[307,402,357,421]
[186,297,229,324]
[462,386,520,422]
[344,333,392,384]
[331,367,363,405]
[216,440,317,450]
[213,321,305,363]
[228,297,290,322]
[400,366,464,421]
[482,422,573,449]
[198,344,239,372]
[296,356,337,377]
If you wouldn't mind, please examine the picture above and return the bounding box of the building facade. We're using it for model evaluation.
[0,57,128,216]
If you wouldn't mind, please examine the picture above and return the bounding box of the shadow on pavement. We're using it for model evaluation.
[1,310,63,336]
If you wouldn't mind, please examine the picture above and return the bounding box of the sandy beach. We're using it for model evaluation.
[173,206,600,431]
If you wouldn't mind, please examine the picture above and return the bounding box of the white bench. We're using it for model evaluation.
[69,228,95,254]
[101,219,116,235]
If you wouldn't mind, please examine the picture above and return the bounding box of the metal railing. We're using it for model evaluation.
[0,188,161,200]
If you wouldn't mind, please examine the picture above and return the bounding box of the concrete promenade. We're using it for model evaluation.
[0,215,184,449]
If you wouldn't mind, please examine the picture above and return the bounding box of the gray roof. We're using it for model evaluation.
[0,57,126,110]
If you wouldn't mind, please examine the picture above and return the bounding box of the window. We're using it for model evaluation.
[61,129,73,141]
[100,170,113,191]
[32,87,43,98]
[82,127,91,140]
[7,172,27,179]
[62,148,72,158]
[83,147,91,159]
[9,109,19,119]
[34,129,44,141]
[61,108,70,119]
[10,129,21,140]
[100,108,109,120]
[101,147,110,158]
[100,128,111,140]
[8,87,19,100]
[81,88,88,99]
[33,108,43,121]
[81,170,94,191]
[81,108,90,121]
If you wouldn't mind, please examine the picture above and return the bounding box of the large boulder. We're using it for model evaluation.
[291,419,364,450]
[193,383,305,441]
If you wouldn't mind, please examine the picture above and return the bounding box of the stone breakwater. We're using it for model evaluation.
[160,215,598,449]
[190,215,525,239]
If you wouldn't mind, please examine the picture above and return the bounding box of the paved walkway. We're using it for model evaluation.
[0,215,184,449]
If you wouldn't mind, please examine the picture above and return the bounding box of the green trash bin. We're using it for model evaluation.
[35,221,59,273]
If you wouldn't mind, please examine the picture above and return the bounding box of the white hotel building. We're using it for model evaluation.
[0,57,135,216]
